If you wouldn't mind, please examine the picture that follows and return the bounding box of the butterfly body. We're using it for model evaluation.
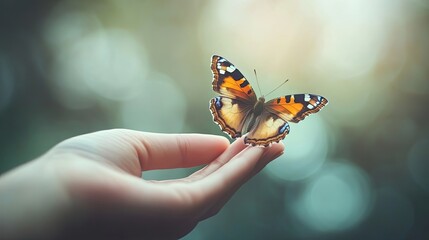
[253,97,265,116]
[209,55,328,147]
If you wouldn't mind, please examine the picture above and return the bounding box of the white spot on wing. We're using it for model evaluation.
[305,94,311,101]
[226,65,236,73]
[307,104,314,109]
[219,69,225,74]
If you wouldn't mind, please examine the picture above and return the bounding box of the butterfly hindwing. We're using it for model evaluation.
[266,94,328,123]
[244,112,290,146]
[209,96,252,138]
[211,55,257,103]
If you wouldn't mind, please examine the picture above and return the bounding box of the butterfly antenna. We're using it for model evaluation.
[254,69,263,96]
[265,79,289,98]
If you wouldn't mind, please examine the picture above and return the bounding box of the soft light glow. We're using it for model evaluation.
[309,0,402,80]
[291,161,372,232]
[198,0,319,73]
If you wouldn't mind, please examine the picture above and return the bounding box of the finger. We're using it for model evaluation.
[199,144,284,219]
[193,142,284,208]
[133,132,230,170]
[185,138,248,181]
[148,138,247,184]
[54,129,229,172]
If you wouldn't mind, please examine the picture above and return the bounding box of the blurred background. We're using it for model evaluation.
[1,0,429,239]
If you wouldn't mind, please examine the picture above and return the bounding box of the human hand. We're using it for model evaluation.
[0,129,284,240]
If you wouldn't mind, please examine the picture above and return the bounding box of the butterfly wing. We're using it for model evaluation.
[209,55,257,138]
[211,55,257,102]
[210,97,253,138]
[244,111,290,146]
[266,94,328,123]
[244,94,328,146]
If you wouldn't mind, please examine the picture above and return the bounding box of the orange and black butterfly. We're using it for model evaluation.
[209,55,328,147]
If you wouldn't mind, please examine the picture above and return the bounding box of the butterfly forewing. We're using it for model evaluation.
[265,94,328,123]
[211,55,257,104]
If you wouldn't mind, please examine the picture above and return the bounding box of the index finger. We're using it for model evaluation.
[193,143,284,204]
[135,132,230,171]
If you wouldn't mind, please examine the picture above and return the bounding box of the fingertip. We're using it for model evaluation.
[267,141,285,161]
[273,141,285,154]
[223,140,284,163]
[209,135,230,153]
[217,135,231,148]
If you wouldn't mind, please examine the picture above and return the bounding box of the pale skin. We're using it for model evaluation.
[0,129,284,240]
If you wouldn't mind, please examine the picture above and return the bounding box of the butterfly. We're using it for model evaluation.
[209,55,328,147]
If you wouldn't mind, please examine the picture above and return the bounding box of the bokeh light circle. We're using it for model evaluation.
[44,9,103,109]
[291,161,372,232]
[51,29,149,106]
[120,72,187,133]
[78,29,150,101]
[45,7,150,108]
[265,116,329,181]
